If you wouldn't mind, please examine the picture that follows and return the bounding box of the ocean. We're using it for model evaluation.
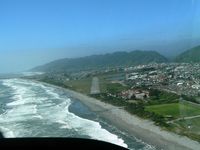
[0,78,157,150]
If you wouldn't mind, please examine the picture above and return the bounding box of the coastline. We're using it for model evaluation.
[40,81,200,150]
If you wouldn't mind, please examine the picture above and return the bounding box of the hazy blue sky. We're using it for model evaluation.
[0,0,200,73]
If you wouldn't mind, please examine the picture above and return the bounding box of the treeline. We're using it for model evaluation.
[92,93,169,127]
[181,94,200,104]
[91,86,181,127]
[125,102,169,127]
[105,83,128,94]
[147,89,179,105]
[91,93,127,106]
[39,77,71,89]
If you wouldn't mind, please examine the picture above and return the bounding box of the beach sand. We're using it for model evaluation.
[41,82,200,150]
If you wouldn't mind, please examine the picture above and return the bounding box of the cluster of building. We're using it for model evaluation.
[33,62,200,98]
[125,63,200,96]
[119,89,150,100]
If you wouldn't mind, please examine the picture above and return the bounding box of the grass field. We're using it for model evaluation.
[171,117,200,142]
[63,75,111,94]
[97,76,109,93]
[145,102,200,119]
[146,101,200,141]
[64,78,92,94]
[176,117,200,134]
[63,75,126,95]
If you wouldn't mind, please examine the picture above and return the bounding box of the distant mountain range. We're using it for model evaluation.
[32,50,168,72]
[175,45,200,63]
[32,45,200,73]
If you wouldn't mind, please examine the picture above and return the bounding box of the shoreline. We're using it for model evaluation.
[38,81,200,150]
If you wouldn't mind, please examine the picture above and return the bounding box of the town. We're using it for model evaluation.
[35,62,200,100]
[125,63,200,98]
[24,62,200,142]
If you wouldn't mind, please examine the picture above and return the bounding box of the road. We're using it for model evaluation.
[168,115,200,124]
[90,77,100,94]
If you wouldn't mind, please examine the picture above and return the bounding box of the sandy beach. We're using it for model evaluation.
[41,82,200,150]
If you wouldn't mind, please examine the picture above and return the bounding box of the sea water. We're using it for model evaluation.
[0,78,157,150]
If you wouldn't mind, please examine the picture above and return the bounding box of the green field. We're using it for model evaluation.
[63,76,127,95]
[176,117,200,133]
[145,102,200,119]
[62,70,127,95]
[171,117,200,141]
[97,76,109,93]
[97,73,126,93]
[64,78,92,94]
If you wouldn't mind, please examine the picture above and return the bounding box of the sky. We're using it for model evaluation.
[0,0,200,73]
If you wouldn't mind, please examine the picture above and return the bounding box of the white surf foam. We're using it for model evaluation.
[3,79,46,107]
[0,79,42,135]
[56,120,72,129]
[32,115,43,119]
[1,79,128,148]
[45,88,61,99]
[0,104,38,123]
[21,72,44,77]
[41,100,128,148]
[0,126,15,138]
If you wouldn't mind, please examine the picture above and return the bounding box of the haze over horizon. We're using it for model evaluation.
[0,0,200,73]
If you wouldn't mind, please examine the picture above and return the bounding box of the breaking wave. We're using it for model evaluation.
[0,79,128,148]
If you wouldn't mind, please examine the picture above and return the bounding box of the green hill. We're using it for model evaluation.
[176,45,200,63]
[32,50,168,73]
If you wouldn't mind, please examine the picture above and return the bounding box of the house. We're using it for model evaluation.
[120,89,149,100]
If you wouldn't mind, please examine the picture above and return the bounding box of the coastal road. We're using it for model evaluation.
[90,77,100,94]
